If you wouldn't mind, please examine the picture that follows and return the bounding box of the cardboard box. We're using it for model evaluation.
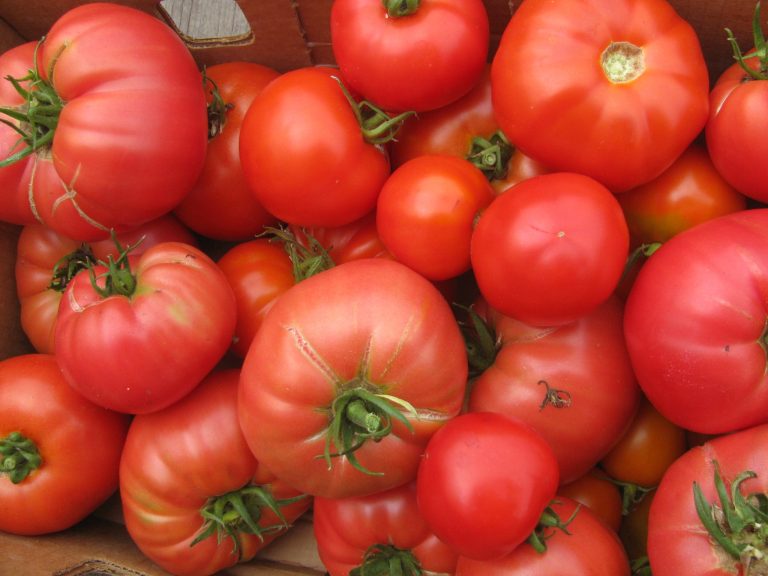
[0,0,758,574]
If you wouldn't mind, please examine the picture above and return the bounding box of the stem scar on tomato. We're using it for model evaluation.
[601,41,645,84]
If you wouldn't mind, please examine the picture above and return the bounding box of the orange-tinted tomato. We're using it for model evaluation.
[559,468,623,532]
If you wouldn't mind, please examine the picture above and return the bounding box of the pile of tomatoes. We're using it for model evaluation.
[1,0,768,575]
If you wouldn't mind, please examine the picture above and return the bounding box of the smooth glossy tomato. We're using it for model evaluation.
[174,61,280,241]
[376,154,495,281]
[0,354,130,535]
[416,411,559,561]
[470,172,629,326]
[121,369,311,576]
[238,258,467,499]
[313,481,458,576]
[330,0,489,112]
[491,0,710,193]
[455,497,630,576]
[0,4,207,240]
[559,468,624,533]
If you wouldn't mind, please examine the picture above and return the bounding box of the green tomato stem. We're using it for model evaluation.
[0,431,43,484]
[350,543,423,576]
[726,1,768,80]
[382,0,421,17]
[466,131,514,182]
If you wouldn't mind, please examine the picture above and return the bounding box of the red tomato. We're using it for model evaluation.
[559,469,624,533]
[705,6,768,203]
[239,67,391,228]
[0,354,130,535]
[238,258,467,499]
[217,238,296,359]
[416,411,559,561]
[624,208,768,434]
[647,423,768,575]
[377,155,495,281]
[55,241,236,414]
[467,296,640,484]
[120,369,311,576]
[455,497,630,576]
[174,62,280,241]
[313,481,458,576]
[491,0,710,193]
[14,216,197,354]
[0,4,207,241]
[330,0,489,112]
[388,66,550,191]
[619,144,747,248]
[600,395,688,488]
[470,172,629,326]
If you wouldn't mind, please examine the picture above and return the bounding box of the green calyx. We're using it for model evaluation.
[332,75,415,145]
[726,1,768,81]
[609,477,655,516]
[0,431,42,484]
[202,67,233,139]
[262,225,335,282]
[455,303,500,381]
[87,231,144,299]
[322,385,418,476]
[0,40,63,167]
[192,484,308,560]
[48,244,98,293]
[351,544,422,576]
[693,462,768,572]
[382,0,420,17]
[527,501,581,554]
[466,131,513,182]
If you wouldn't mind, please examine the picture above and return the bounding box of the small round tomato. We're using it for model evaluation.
[470,172,629,326]
[618,144,747,248]
[331,0,489,112]
[416,411,559,561]
[559,469,623,533]
[377,155,495,281]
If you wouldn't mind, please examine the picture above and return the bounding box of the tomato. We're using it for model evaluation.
[466,295,640,484]
[558,469,624,533]
[619,144,747,248]
[239,67,392,228]
[217,238,296,360]
[416,411,559,561]
[0,4,207,241]
[455,497,630,576]
[705,4,768,203]
[330,0,489,113]
[600,395,688,488]
[470,172,629,326]
[491,0,710,193]
[388,66,550,191]
[15,216,197,354]
[120,369,311,576]
[174,62,280,241]
[647,423,768,575]
[376,154,495,281]
[620,488,655,563]
[238,258,467,499]
[0,354,129,535]
[55,241,237,414]
[313,481,458,576]
[623,208,768,434]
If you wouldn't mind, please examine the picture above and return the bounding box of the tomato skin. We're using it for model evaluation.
[600,395,688,488]
[468,296,640,484]
[455,497,630,576]
[416,411,559,561]
[377,155,495,281]
[647,424,768,576]
[470,172,629,326]
[0,354,130,535]
[217,239,296,359]
[14,217,197,355]
[0,4,208,241]
[706,54,768,203]
[559,469,623,533]
[238,258,467,499]
[239,67,390,228]
[624,208,768,434]
[174,62,280,241]
[55,241,237,414]
[313,481,458,576]
[619,144,747,248]
[330,0,489,112]
[491,0,710,193]
[120,369,311,576]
